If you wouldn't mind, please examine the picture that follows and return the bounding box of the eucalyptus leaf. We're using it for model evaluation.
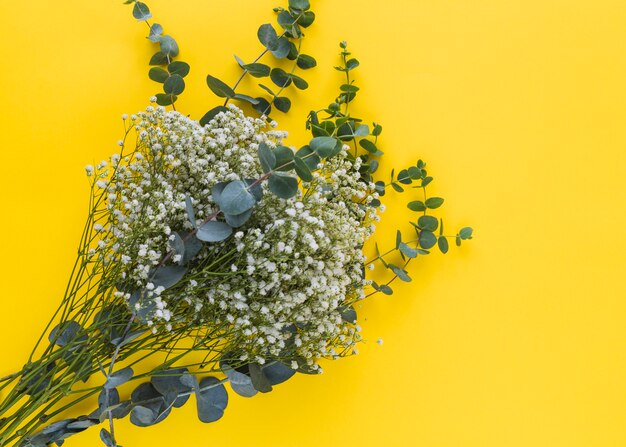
[291,74,308,90]
[270,68,291,88]
[163,74,185,95]
[216,180,256,215]
[197,221,232,243]
[379,284,393,295]
[418,215,438,232]
[224,209,253,228]
[148,67,169,83]
[104,367,134,389]
[274,146,295,171]
[346,58,360,70]
[49,321,85,347]
[407,201,426,212]
[425,197,444,209]
[252,97,271,116]
[148,23,163,42]
[399,242,418,258]
[151,368,192,408]
[261,361,296,385]
[270,36,291,59]
[268,173,298,199]
[309,136,337,158]
[295,145,320,170]
[419,231,437,249]
[159,35,179,57]
[196,376,228,423]
[298,11,315,27]
[181,232,203,264]
[340,305,357,323]
[132,2,151,21]
[289,0,310,10]
[185,196,196,227]
[273,96,291,113]
[243,63,270,78]
[149,51,168,66]
[155,93,177,106]
[354,124,369,137]
[100,428,115,447]
[249,364,272,393]
[388,264,411,282]
[168,61,190,77]
[130,405,156,427]
[220,360,257,398]
[294,157,313,182]
[233,93,260,105]
[258,142,276,173]
[199,106,228,126]
[438,236,449,254]
[206,75,235,98]
[459,227,474,239]
[257,23,278,50]
[150,265,187,289]
[297,54,317,69]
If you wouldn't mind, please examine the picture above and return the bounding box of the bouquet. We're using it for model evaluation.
[0,1,473,446]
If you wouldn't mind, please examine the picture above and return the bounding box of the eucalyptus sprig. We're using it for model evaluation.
[124,0,190,109]
[201,0,316,123]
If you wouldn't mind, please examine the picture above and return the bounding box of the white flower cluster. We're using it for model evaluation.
[90,104,378,366]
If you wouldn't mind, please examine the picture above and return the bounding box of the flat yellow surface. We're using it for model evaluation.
[1,0,625,446]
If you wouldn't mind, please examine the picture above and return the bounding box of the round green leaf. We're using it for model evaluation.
[224,209,253,228]
[270,68,291,88]
[148,67,169,83]
[105,367,134,389]
[258,142,276,173]
[291,75,308,90]
[196,376,228,423]
[150,265,187,289]
[298,11,315,27]
[168,61,190,77]
[294,156,313,182]
[216,180,256,215]
[271,36,291,59]
[261,361,295,385]
[196,221,232,242]
[163,74,185,95]
[149,51,168,66]
[132,2,151,21]
[309,136,337,158]
[220,360,257,398]
[155,93,177,106]
[257,23,278,50]
[297,54,317,69]
[289,0,310,10]
[268,173,298,199]
[274,146,295,171]
[407,201,426,212]
[273,96,291,113]
[459,227,474,240]
[419,230,437,249]
[295,145,320,170]
[425,197,444,209]
[418,215,438,231]
[159,35,179,57]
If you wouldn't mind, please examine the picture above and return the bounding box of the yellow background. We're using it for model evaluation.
[1,0,625,446]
